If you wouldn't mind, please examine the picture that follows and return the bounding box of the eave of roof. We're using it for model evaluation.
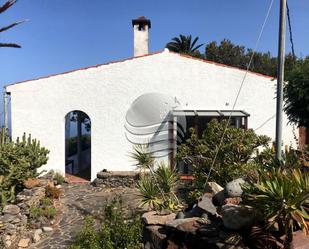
[5,50,274,88]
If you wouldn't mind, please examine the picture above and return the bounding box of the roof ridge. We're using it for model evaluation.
[168,51,275,80]
[6,50,274,88]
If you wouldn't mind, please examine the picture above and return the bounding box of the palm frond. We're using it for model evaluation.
[0,0,17,14]
[0,43,21,48]
[0,20,25,33]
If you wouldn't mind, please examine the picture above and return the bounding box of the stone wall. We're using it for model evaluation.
[93,170,140,188]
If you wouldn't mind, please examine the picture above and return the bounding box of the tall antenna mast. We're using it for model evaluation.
[275,0,287,160]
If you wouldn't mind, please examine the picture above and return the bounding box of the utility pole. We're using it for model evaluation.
[275,0,287,160]
[3,90,9,130]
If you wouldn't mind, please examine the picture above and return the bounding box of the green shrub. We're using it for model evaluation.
[242,168,309,247]
[44,207,57,219]
[176,119,270,200]
[0,129,49,207]
[40,197,53,207]
[54,172,65,184]
[29,206,44,219]
[68,198,142,249]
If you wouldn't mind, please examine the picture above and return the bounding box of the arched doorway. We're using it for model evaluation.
[65,110,91,181]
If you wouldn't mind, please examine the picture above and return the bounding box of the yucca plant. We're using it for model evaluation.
[136,163,180,212]
[136,175,161,210]
[130,144,154,172]
[242,168,309,248]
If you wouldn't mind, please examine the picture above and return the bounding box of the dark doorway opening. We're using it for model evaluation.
[65,110,91,181]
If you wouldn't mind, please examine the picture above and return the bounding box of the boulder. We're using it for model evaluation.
[142,211,176,226]
[166,217,199,229]
[212,190,227,206]
[23,178,41,189]
[18,238,30,248]
[184,206,204,218]
[176,219,200,234]
[2,204,20,215]
[290,230,309,249]
[221,204,255,230]
[206,182,224,195]
[196,225,219,237]
[197,195,217,215]
[143,225,167,249]
[225,178,245,197]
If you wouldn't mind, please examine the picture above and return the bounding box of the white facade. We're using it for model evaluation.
[6,50,296,181]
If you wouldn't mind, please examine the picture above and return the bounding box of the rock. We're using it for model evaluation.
[176,211,185,219]
[2,204,20,215]
[5,223,16,235]
[224,197,242,205]
[11,217,21,224]
[206,182,224,194]
[23,178,41,189]
[197,196,217,215]
[213,190,227,206]
[196,225,219,237]
[42,226,53,232]
[4,240,12,248]
[1,213,16,223]
[185,206,204,218]
[225,178,245,197]
[221,204,255,230]
[142,211,176,225]
[290,230,309,249]
[166,217,199,229]
[143,226,167,249]
[176,219,200,234]
[18,238,30,248]
[32,229,42,243]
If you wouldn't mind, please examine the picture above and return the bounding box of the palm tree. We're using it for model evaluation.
[166,34,204,56]
[0,0,25,48]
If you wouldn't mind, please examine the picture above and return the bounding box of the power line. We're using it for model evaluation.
[286,1,296,58]
[204,0,275,187]
[254,114,276,132]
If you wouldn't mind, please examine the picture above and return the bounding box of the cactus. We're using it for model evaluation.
[0,129,49,208]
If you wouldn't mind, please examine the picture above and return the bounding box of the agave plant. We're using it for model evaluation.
[130,145,154,172]
[136,175,161,210]
[242,168,309,248]
[136,163,180,212]
[242,226,282,249]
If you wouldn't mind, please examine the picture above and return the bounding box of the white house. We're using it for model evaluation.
[5,17,296,181]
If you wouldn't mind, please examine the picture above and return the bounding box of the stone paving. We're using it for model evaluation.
[29,184,141,249]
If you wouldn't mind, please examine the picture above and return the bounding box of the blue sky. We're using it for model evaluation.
[1,0,309,88]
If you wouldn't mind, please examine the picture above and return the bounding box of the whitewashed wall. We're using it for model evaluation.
[6,51,296,181]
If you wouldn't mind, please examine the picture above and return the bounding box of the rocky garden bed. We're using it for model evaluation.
[0,174,63,249]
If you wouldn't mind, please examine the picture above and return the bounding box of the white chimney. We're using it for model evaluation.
[132,16,151,57]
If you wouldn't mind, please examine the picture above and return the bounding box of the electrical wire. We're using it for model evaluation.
[254,114,276,132]
[203,0,275,187]
[286,1,296,59]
